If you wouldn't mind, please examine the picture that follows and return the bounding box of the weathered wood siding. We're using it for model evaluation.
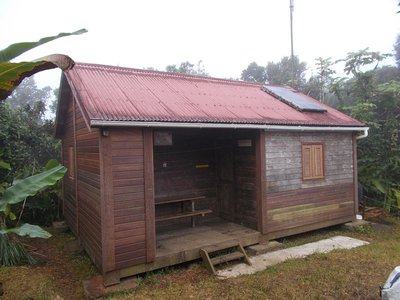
[75,108,102,268]
[264,132,355,238]
[61,94,77,234]
[108,128,149,270]
[233,131,257,229]
[60,94,102,269]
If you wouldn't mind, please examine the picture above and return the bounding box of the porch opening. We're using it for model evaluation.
[153,128,261,258]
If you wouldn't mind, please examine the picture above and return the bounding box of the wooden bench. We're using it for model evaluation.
[155,196,212,227]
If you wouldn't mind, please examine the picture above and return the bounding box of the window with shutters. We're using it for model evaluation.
[302,143,324,180]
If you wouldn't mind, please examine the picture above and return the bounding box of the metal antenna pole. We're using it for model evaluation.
[290,0,294,59]
[290,0,294,87]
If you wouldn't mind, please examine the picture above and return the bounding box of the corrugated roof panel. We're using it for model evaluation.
[63,63,364,127]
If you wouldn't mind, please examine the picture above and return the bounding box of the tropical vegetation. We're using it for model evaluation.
[0,29,86,266]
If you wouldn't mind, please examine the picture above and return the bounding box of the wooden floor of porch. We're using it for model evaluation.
[119,220,261,278]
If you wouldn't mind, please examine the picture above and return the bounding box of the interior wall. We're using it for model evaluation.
[153,128,219,230]
[153,128,258,232]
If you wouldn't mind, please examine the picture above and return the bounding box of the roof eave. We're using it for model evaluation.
[90,119,368,132]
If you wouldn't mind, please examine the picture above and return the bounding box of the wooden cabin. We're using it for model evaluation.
[55,62,368,285]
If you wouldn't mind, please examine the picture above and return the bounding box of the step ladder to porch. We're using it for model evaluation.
[199,240,251,275]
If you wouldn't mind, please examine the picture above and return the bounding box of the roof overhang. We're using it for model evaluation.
[90,120,369,139]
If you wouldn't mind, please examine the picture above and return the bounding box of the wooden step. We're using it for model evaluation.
[199,241,251,275]
[155,209,212,222]
[201,239,240,253]
[210,251,244,265]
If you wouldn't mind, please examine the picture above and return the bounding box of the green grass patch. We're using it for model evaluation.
[1,217,399,299]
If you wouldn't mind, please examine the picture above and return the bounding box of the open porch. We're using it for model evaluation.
[119,220,261,277]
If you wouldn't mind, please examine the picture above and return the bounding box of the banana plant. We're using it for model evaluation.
[0,164,67,238]
[0,28,87,100]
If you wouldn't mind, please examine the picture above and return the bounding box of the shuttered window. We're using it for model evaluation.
[68,146,75,180]
[302,144,324,180]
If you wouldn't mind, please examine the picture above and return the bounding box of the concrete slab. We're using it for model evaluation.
[83,275,138,299]
[247,241,283,256]
[217,236,369,278]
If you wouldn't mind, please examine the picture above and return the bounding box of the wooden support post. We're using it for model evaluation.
[255,130,267,234]
[100,128,116,275]
[143,128,156,263]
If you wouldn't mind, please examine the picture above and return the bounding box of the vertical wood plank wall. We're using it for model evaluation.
[75,108,102,267]
[62,96,102,269]
[233,131,257,229]
[62,95,77,234]
[108,128,149,270]
[264,132,355,239]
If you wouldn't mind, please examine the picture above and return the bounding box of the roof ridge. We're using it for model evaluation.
[73,62,263,87]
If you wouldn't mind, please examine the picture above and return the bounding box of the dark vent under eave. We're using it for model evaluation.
[262,86,327,113]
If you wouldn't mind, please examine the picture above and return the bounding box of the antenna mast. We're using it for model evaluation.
[290,0,294,59]
[290,0,295,87]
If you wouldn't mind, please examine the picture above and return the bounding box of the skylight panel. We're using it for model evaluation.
[262,86,327,112]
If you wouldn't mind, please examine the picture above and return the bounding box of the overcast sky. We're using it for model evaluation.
[1,0,399,89]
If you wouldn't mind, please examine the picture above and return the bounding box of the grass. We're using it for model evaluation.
[0,217,399,299]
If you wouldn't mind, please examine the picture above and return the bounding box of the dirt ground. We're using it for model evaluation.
[0,211,398,300]
[0,230,97,300]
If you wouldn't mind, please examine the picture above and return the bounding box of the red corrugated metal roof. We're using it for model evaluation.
[63,62,364,127]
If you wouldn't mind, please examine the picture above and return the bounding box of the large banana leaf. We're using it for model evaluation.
[0,54,75,100]
[0,29,87,62]
[0,29,87,101]
[0,223,51,238]
[0,165,67,211]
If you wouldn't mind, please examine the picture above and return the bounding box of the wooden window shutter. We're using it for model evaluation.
[302,143,324,180]
[302,145,312,179]
[313,144,324,178]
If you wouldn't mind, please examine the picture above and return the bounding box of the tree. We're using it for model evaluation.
[303,75,320,99]
[395,34,400,67]
[373,65,400,84]
[165,60,208,76]
[327,49,392,109]
[314,57,336,103]
[335,50,400,212]
[49,87,59,116]
[303,58,336,104]
[0,103,60,181]
[265,56,307,90]
[6,77,52,112]
[241,62,267,83]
